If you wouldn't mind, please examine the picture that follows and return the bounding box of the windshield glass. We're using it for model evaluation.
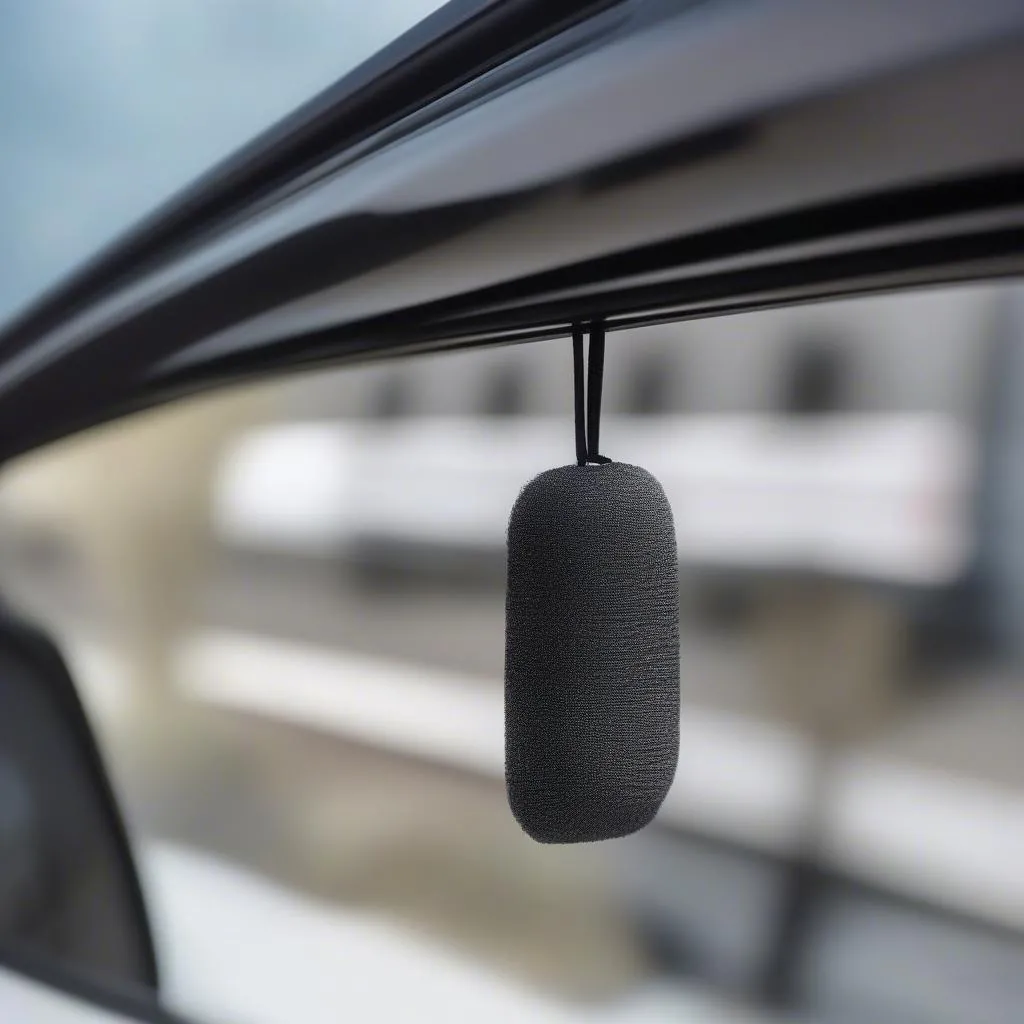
[0,0,445,321]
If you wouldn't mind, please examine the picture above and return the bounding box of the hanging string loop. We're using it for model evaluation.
[572,321,612,466]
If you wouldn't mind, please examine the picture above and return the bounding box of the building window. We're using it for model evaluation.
[368,372,414,419]
[625,351,679,415]
[480,365,529,417]
[781,334,848,415]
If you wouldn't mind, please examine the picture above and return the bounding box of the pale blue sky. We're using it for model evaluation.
[0,0,443,323]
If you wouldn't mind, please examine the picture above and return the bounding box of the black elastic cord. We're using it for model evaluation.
[587,321,605,460]
[572,321,612,466]
[572,325,588,466]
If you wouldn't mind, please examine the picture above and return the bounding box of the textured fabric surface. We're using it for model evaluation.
[505,463,680,843]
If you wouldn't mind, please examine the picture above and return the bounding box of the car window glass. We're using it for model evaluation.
[2,282,1024,1023]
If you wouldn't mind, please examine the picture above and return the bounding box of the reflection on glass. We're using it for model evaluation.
[0,0,446,320]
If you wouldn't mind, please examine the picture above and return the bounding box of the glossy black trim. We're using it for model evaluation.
[0,0,621,351]
[0,0,1022,460]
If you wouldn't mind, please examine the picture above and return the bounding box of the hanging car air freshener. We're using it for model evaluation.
[504,322,680,843]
